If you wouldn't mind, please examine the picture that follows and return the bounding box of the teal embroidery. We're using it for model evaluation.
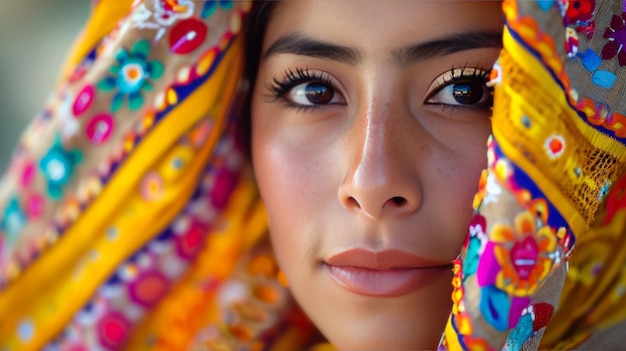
[97,39,164,112]
[39,136,83,199]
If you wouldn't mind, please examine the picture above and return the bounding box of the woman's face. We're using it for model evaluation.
[251,1,502,349]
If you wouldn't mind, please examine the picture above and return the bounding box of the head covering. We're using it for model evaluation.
[0,1,624,350]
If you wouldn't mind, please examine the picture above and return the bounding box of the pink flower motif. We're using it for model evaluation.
[20,162,36,188]
[128,270,170,308]
[26,193,45,219]
[97,311,132,349]
[602,12,626,66]
[72,85,95,117]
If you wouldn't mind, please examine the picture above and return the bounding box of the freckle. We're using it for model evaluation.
[436,167,441,173]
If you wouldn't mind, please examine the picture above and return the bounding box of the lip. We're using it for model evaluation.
[324,248,452,297]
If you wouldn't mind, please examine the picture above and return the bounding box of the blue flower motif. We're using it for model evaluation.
[506,312,534,351]
[97,39,164,112]
[535,0,555,12]
[464,237,481,275]
[1,197,26,240]
[479,285,510,332]
[39,136,83,199]
[577,49,617,89]
[201,0,234,19]
[599,179,612,201]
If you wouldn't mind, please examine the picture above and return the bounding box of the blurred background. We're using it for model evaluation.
[0,0,90,172]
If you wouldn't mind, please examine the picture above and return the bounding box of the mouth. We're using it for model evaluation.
[324,248,453,298]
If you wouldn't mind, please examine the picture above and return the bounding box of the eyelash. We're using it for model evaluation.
[425,66,493,112]
[269,68,336,111]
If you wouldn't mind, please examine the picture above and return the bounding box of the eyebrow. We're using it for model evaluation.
[393,30,502,65]
[263,30,502,66]
[264,33,361,64]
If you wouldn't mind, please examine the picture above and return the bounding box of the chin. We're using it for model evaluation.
[294,271,453,351]
[319,310,448,351]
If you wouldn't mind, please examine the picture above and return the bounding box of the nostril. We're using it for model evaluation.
[347,196,361,209]
[390,196,407,206]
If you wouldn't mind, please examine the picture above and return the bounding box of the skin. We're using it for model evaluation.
[251,1,503,349]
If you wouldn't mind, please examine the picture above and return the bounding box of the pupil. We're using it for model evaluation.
[452,83,484,105]
[305,83,333,104]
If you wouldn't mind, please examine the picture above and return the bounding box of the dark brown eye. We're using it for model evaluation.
[452,82,487,105]
[289,82,336,106]
[427,80,491,109]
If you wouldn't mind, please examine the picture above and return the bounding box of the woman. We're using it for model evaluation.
[248,1,501,349]
[0,0,625,350]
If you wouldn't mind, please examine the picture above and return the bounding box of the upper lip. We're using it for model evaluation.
[325,248,449,270]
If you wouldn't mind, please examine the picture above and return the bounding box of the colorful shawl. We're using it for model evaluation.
[0,1,624,350]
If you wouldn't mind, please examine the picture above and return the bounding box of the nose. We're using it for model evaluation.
[338,99,422,219]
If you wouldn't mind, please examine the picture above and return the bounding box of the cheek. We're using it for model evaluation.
[423,128,489,256]
[251,103,331,272]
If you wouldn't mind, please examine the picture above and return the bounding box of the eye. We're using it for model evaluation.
[427,81,490,106]
[289,81,337,106]
[270,68,346,109]
[425,67,493,110]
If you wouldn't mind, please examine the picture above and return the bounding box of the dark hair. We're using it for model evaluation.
[238,1,278,154]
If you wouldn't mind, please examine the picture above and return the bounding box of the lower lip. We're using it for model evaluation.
[326,264,451,298]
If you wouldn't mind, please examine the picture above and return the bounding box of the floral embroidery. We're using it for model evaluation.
[1,197,27,238]
[156,0,195,26]
[472,170,488,210]
[480,285,531,331]
[72,84,96,117]
[463,214,488,280]
[565,27,579,57]
[17,319,35,343]
[490,211,557,296]
[483,172,504,204]
[532,302,554,331]
[39,137,83,199]
[535,0,556,12]
[202,0,234,19]
[578,97,626,137]
[479,285,510,331]
[563,0,595,26]
[85,114,114,145]
[602,12,626,66]
[58,91,80,140]
[128,270,170,307]
[132,0,195,41]
[97,39,164,112]
[25,193,45,219]
[563,0,596,37]
[169,18,209,55]
[544,135,565,159]
[576,49,617,89]
[20,161,36,188]
[451,259,466,316]
[174,218,209,259]
[598,179,612,201]
[97,311,132,349]
[506,309,533,351]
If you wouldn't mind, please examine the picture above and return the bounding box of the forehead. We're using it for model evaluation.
[263,1,504,59]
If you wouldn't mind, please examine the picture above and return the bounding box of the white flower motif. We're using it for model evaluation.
[131,0,195,41]
[483,173,503,204]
